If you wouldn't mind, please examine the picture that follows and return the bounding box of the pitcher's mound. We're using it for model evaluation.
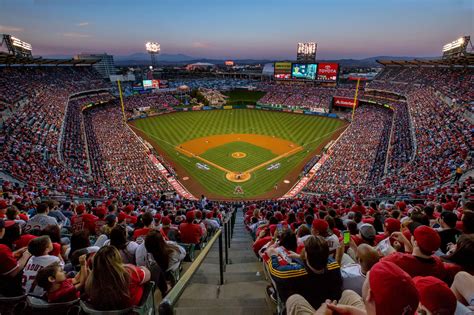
[231,152,247,159]
[226,172,251,182]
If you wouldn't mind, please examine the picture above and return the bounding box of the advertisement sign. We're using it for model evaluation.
[317,63,339,81]
[274,62,292,80]
[291,63,318,80]
[143,80,152,89]
[333,97,358,108]
[152,80,160,88]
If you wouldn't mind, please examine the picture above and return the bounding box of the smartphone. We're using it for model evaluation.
[276,223,283,234]
[343,231,351,245]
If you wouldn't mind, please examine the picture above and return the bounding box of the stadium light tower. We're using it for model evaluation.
[145,42,160,68]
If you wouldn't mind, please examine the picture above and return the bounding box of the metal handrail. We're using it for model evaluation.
[158,208,237,314]
[158,228,223,315]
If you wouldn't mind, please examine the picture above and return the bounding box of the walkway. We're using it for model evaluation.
[174,208,274,315]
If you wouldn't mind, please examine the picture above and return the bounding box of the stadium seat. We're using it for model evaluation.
[26,295,80,315]
[178,243,196,262]
[80,281,155,315]
[0,294,27,315]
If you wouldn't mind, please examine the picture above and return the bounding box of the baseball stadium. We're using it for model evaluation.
[0,1,473,315]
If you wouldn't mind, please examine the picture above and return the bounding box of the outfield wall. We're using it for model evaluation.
[128,104,341,121]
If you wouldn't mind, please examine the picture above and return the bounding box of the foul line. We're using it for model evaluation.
[243,146,303,173]
[175,146,233,173]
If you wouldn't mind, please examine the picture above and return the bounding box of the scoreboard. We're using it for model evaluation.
[274,62,292,80]
[274,61,339,82]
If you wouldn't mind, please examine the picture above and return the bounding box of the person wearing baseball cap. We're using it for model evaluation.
[312,219,340,254]
[382,225,448,280]
[375,218,400,245]
[287,261,419,315]
[179,210,204,244]
[413,276,457,315]
[358,223,376,246]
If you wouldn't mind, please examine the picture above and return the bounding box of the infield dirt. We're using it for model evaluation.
[176,133,301,156]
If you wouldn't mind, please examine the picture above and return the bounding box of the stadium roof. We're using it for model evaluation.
[0,52,100,66]
[377,55,474,66]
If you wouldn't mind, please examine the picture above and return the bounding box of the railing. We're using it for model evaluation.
[158,209,237,315]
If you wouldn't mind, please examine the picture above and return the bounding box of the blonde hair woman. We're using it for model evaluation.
[85,246,150,310]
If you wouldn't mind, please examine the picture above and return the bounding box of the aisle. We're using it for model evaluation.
[174,209,274,315]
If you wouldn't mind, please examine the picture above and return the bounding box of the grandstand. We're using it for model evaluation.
[0,35,473,315]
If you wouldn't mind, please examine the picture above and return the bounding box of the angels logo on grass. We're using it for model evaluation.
[233,186,244,195]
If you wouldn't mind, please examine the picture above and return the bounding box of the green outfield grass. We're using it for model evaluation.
[130,109,346,198]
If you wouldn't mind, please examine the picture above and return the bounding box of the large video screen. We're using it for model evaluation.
[143,80,153,89]
[274,62,292,80]
[317,63,339,81]
[291,63,318,80]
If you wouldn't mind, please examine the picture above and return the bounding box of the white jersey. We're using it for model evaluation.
[23,255,62,296]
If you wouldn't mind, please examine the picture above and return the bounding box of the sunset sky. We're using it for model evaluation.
[0,0,472,59]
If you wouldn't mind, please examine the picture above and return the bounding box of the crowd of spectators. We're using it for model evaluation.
[61,93,115,175]
[305,105,393,194]
[84,104,172,194]
[245,177,474,314]
[371,66,474,106]
[1,67,109,197]
[123,93,179,113]
[0,186,228,312]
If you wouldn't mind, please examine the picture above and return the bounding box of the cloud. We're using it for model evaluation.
[62,32,90,38]
[0,25,23,33]
[77,22,89,27]
[191,42,211,49]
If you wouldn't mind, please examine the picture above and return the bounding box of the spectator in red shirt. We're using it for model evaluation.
[71,204,97,235]
[36,254,89,303]
[374,218,401,245]
[133,212,154,241]
[179,211,204,244]
[383,225,448,281]
[85,246,150,311]
[93,206,107,236]
[0,219,32,296]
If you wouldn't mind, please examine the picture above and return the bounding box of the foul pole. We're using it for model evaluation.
[351,78,361,121]
[117,80,127,123]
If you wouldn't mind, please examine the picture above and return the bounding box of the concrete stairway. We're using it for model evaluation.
[174,209,274,315]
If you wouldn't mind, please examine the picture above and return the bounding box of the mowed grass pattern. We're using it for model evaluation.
[200,142,277,172]
[131,109,345,198]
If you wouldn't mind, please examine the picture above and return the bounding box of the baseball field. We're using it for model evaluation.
[130,109,347,199]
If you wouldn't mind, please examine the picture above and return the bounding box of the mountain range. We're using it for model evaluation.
[40,53,439,67]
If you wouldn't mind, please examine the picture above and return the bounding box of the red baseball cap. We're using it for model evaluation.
[206,212,213,219]
[413,276,456,315]
[94,206,107,217]
[384,218,401,234]
[274,211,283,222]
[312,219,329,234]
[117,211,127,222]
[369,261,419,315]
[186,211,195,222]
[0,200,8,210]
[162,216,171,226]
[154,213,162,222]
[124,204,134,213]
[413,226,441,254]
[76,204,86,214]
[194,210,202,220]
